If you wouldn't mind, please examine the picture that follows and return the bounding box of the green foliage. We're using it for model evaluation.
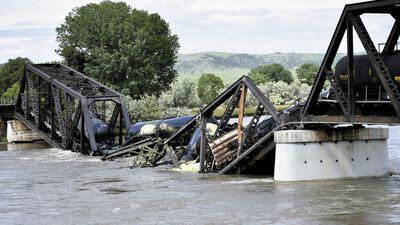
[248,64,293,84]
[179,68,250,84]
[125,94,162,121]
[56,1,180,99]
[1,136,7,143]
[162,107,192,118]
[0,57,32,96]
[197,73,224,104]
[2,82,20,99]
[247,81,311,106]
[296,63,319,85]
[125,88,195,121]
[159,79,199,109]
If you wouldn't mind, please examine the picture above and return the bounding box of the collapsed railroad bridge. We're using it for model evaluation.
[4,0,400,180]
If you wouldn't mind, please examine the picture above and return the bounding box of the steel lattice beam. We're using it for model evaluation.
[14,64,132,155]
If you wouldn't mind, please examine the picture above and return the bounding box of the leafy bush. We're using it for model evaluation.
[125,79,198,121]
[0,57,31,96]
[197,73,224,104]
[247,81,311,106]
[248,64,293,85]
[125,94,162,121]
[159,79,199,109]
[296,63,319,85]
[2,82,20,99]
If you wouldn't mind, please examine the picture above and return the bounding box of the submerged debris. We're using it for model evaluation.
[103,76,295,175]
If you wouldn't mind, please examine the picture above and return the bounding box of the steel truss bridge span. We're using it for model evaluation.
[14,64,131,155]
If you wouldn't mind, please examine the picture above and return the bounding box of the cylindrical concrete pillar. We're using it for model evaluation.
[274,128,390,181]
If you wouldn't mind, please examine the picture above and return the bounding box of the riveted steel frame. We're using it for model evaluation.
[15,64,131,155]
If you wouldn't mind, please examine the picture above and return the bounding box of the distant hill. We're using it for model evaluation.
[176,52,346,83]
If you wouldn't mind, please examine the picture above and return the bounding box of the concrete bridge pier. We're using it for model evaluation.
[274,128,389,181]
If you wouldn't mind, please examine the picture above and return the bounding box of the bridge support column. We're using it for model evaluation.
[274,128,389,181]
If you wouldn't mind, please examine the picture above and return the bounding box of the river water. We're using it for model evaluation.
[1,126,400,225]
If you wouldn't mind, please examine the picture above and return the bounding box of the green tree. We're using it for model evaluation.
[248,64,293,84]
[2,82,20,99]
[56,1,180,99]
[197,73,224,104]
[296,63,319,85]
[0,57,32,96]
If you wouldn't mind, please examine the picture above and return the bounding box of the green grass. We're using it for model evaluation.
[0,136,7,143]
[178,67,251,84]
[178,67,299,85]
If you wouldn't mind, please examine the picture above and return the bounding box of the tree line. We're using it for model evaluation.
[124,62,319,121]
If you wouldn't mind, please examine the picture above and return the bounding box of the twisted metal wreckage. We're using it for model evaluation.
[11,0,400,174]
[103,76,290,174]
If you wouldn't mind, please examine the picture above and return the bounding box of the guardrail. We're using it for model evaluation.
[0,97,16,106]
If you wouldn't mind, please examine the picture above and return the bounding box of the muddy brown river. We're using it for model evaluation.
[1,126,400,224]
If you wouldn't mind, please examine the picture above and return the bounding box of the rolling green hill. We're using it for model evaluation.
[176,52,345,84]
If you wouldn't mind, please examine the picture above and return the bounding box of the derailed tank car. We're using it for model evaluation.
[76,114,116,155]
[104,116,218,166]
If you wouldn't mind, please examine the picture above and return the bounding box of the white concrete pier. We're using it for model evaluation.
[274,128,389,181]
[7,120,43,143]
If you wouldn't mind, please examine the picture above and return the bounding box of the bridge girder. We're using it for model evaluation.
[15,64,131,155]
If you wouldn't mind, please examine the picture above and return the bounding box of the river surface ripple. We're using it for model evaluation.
[0,126,400,225]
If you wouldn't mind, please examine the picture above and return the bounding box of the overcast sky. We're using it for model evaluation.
[0,0,396,63]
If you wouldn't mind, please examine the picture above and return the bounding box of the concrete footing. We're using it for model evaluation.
[274,128,389,181]
[7,120,43,143]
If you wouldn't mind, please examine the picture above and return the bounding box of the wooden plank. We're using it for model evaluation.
[237,84,246,157]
